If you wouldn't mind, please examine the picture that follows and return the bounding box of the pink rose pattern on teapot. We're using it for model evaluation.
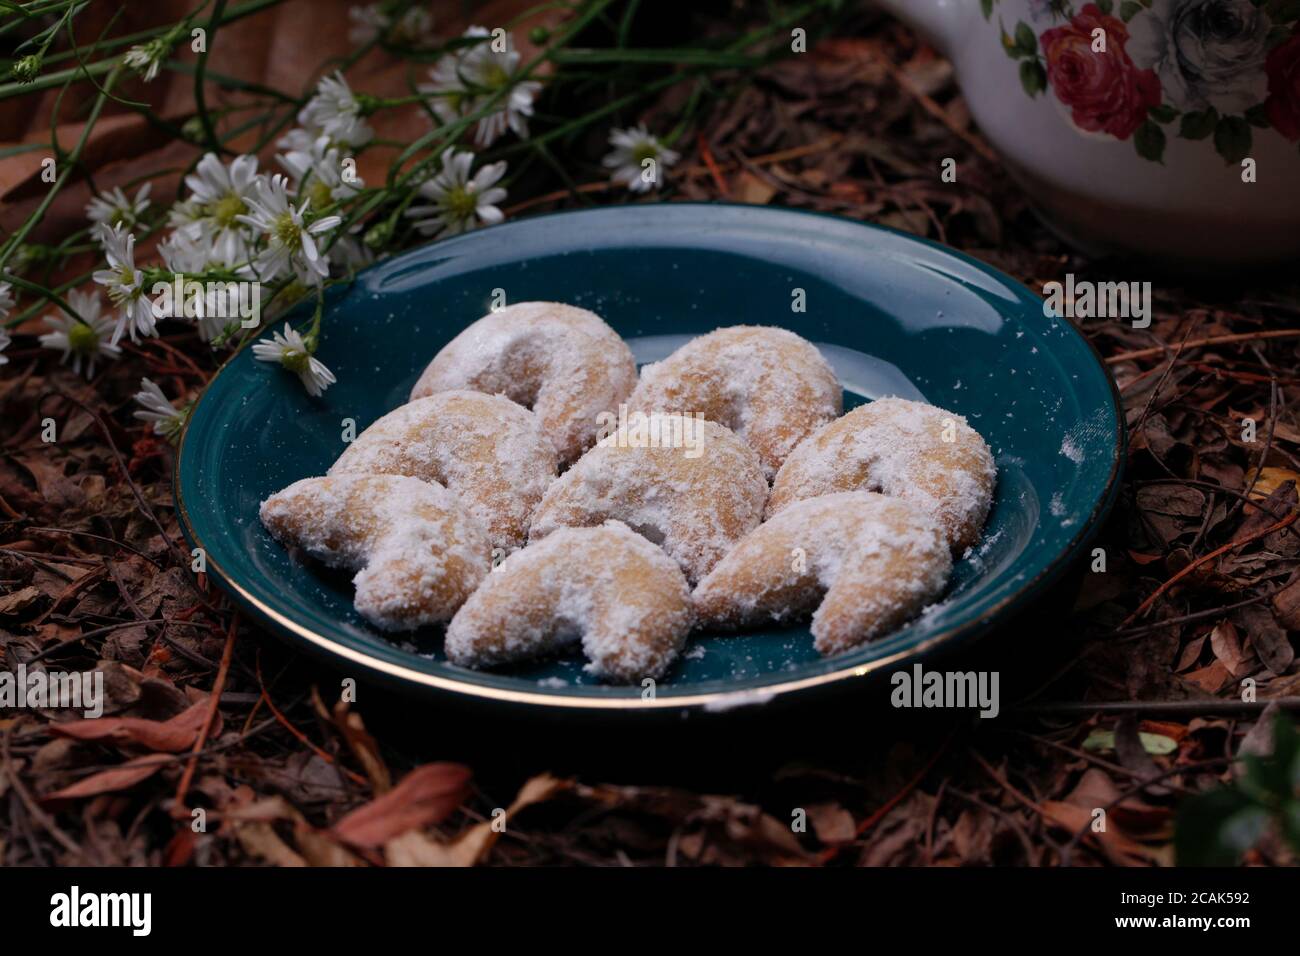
[988,0,1300,162]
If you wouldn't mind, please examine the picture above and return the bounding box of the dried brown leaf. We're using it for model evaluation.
[332,763,472,849]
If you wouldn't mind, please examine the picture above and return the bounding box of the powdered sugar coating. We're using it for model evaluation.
[329,390,557,550]
[409,302,637,464]
[444,521,692,682]
[693,491,951,656]
[768,397,996,553]
[626,326,842,480]
[529,416,768,584]
[260,474,491,631]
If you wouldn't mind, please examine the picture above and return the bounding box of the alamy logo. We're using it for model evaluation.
[890,664,1000,718]
[1043,273,1151,328]
[594,404,707,459]
[0,665,103,718]
[151,273,260,328]
[50,886,151,936]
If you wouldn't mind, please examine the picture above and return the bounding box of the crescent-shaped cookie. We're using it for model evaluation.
[329,390,556,551]
[444,521,692,682]
[626,325,842,479]
[768,397,996,553]
[528,415,768,584]
[409,301,637,464]
[692,491,951,656]
[260,475,490,631]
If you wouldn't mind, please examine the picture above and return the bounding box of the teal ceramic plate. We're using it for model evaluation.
[175,203,1122,712]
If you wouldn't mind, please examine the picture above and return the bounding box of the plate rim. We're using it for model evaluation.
[173,201,1126,712]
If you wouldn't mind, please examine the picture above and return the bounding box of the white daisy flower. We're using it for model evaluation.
[38,288,121,378]
[348,4,389,44]
[166,198,204,235]
[603,125,680,193]
[92,225,156,345]
[278,134,365,210]
[159,229,218,275]
[132,377,188,441]
[237,174,342,285]
[349,4,434,46]
[252,323,336,397]
[86,182,151,230]
[180,153,264,266]
[0,282,13,367]
[123,38,170,82]
[404,148,506,239]
[298,72,374,149]
[420,27,540,146]
[275,127,317,155]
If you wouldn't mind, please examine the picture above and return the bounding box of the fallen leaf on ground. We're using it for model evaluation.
[51,698,216,752]
[332,762,472,849]
[385,773,567,867]
[1040,801,1169,866]
[807,802,857,844]
[42,753,171,800]
[0,586,42,616]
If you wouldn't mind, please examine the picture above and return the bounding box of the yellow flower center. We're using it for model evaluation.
[67,322,99,354]
[211,192,246,228]
[444,185,477,219]
[273,212,301,248]
[308,180,334,211]
[281,349,310,373]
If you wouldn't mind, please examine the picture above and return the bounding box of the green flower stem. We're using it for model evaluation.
[194,0,231,152]
[3,270,95,330]
[0,272,81,325]
[7,0,83,71]
[0,65,120,275]
[161,60,299,104]
[1,0,282,85]
[617,0,642,47]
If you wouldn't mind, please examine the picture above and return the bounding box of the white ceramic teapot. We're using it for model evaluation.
[876,0,1300,266]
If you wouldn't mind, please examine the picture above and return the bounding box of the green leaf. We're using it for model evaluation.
[1120,0,1144,20]
[1273,714,1300,786]
[1179,107,1218,140]
[1001,29,1021,59]
[1015,21,1038,56]
[1148,103,1179,124]
[1135,120,1166,162]
[1214,115,1253,164]
[1019,59,1047,96]
[981,0,994,20]
[1097,0,1115,13]
[1239,752,1282,802]
[1239,715,1300,803]
[1282,801,1300,854]
[1245,103,1271,128]
[1175,789,1270,866]
[1082,728,1178,754]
